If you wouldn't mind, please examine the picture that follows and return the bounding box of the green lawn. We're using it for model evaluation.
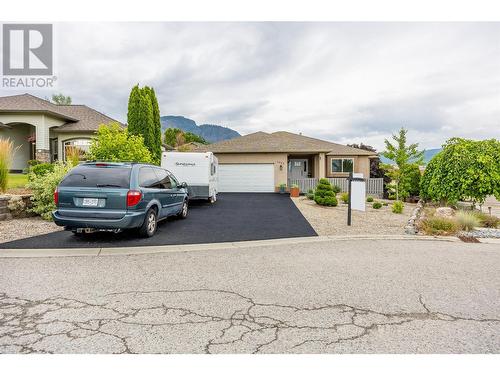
[7,173,29,189]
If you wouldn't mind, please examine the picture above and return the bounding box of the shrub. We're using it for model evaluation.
[420,217,459,235]
[331,185,341,194]
[27,159,41,167]
[87,122,153,163]
[340,192,349,204]
[306,189,315,200]
[314,178,338,206]
[372,202,382,209]
[366,196,374,202]
[27,162,73,220]
[473,212,500,228]
[392,200,404,214]
[0,139,19,192]
[455,211,480,231]
[29,163,55,180]
[388,193,396,200]
[383,202,389,206]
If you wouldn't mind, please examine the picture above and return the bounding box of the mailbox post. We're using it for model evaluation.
[347,172,366,226]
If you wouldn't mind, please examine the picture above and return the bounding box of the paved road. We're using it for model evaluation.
[0,193,316,249]
[1,239,499,353]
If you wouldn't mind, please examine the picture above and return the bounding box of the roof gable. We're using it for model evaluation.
[0,93,123,132]
[198,131,376,156]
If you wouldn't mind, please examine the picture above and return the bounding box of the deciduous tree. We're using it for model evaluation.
[420,138,500,205]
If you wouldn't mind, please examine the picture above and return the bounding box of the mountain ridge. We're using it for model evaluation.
[160,115,241,143]
[379,148,441,165]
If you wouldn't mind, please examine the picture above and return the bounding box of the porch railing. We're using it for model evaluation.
[288,177,384,198]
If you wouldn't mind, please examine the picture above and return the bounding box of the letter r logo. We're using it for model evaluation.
[2,24,53,76]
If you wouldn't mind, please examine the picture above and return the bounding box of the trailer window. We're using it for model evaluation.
[211,163,216,175]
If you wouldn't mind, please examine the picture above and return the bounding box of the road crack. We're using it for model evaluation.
[1,291,498,353]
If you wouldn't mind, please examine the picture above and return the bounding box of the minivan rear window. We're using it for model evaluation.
[59,166,131,188]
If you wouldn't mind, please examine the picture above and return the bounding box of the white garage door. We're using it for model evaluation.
[218,164,275,193]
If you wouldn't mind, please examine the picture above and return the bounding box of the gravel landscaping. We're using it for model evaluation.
[0,217,61,244]
[292,196,416,236]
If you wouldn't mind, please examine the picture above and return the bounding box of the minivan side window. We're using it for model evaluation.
[169,175,178,189]
[139,167,159,188]
[154,168,172,189]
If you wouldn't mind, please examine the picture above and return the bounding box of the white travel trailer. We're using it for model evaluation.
[161,152,218,202]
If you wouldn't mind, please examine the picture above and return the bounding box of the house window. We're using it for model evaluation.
[63,139,91,161]
[331,158,354,173]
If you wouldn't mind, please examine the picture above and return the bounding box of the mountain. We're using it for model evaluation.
[379,148,442,165]
[160,115,240,143]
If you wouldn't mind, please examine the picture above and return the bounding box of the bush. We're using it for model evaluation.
[331,185,341,194]
[0,139,16,192]
[392,200,404,214]
[372,202,382,209]
[306,189,315,200]
[366,196,374,202]
[340,192,349,204]
[314,178,338,206]
[473,212,500,228]
[455,211,480,231]
[27,159,41,167]
[420,217,459,235]
[87,122,153,163]
[383,202,389,206]
[388,193,396,200]
[27,162,74,220]
[29,163,54,180]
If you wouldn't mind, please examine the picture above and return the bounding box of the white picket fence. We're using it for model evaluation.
[288,177,384,198]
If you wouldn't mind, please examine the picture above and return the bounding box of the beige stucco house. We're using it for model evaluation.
[196,131,377,193]
[0,94,122,171]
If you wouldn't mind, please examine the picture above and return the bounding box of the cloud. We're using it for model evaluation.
[1,22,499,149]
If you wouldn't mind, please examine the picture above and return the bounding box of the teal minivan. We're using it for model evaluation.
[52,162,189,237]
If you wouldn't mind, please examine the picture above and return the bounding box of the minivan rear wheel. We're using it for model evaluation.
[139,208,158,237]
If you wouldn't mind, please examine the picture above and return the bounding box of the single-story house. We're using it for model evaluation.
[0,93,122,171]
[194,131,377,193]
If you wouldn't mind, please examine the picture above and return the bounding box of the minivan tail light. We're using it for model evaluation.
[54,189,59,205]
[127,190,142,207]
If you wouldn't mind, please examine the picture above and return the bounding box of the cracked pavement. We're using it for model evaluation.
[1,239,499,353]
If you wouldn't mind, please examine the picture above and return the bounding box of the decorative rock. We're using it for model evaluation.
[460,228,500,238]
[435,207,455,218]
[405,199,424,235]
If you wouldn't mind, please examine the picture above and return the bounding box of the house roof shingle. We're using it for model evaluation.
[197,131,377,156]
[0,94,123,132]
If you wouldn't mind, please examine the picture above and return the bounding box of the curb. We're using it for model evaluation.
[0,234,463,259]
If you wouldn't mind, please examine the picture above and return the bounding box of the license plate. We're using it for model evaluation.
[82,198,99,207]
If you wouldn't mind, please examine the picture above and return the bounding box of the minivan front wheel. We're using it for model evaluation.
[178,200,188,219]
[139,208,158,237]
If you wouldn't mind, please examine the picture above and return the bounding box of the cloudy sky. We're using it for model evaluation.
[2,22,500,150]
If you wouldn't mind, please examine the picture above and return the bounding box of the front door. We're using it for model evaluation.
[289,159,308,179]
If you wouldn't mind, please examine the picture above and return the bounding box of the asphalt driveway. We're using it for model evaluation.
[0,193,317,249]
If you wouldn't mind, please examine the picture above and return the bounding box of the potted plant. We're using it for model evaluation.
[279,183,287,194]
[290,184,300,197]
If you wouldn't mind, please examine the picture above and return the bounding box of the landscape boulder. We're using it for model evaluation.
[434,207,455,218]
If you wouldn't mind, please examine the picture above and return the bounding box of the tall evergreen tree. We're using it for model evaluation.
[127,85,156,164]
[144,86,162,164]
